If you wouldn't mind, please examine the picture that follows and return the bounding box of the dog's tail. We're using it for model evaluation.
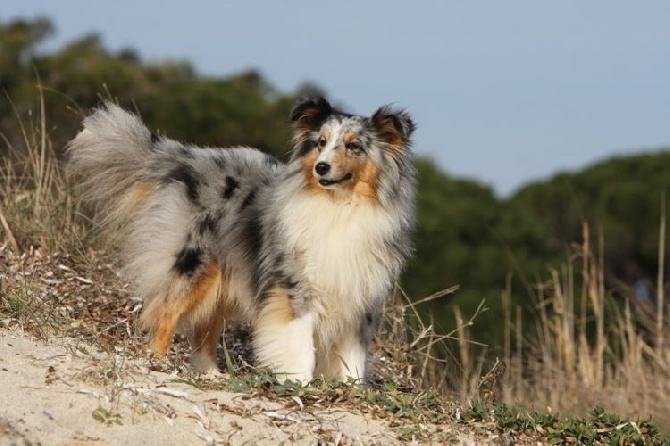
[68,103,227,363]
[67,102,160,230]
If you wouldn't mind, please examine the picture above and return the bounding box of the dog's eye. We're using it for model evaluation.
[346,142,363,155]
[318,137,327,148]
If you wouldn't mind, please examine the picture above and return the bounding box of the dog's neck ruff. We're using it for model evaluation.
[273,183,398,318]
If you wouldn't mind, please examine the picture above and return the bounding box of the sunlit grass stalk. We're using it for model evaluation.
[655,192,665,362]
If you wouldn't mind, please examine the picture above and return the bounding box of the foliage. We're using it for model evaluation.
[406,159,556,344]
[0,17,296,161]
[511,152,670,287]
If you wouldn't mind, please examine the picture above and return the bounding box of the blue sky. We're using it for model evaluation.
[4,1,670,196]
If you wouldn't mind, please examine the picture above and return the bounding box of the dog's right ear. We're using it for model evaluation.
[290,96,333,136]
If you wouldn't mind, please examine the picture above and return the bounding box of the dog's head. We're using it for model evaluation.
[289,96,415,201]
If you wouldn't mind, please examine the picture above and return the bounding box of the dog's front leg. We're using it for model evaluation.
[333,311,380,383]
[253,287,315,384]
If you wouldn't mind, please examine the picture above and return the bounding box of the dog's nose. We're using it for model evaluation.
[314,162,331,176]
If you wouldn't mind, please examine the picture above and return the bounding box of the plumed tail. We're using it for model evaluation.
[67,102,157,229]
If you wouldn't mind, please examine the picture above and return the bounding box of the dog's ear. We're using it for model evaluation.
[290,96,333,136]
[371,106,416,152]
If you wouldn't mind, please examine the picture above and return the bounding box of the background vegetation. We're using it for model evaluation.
[2,17,670,413]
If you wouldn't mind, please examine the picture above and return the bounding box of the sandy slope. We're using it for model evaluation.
[0,328,476,446]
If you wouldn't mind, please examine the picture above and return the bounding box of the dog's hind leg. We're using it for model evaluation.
[189,299,227,373]
[150,311,181,358]
[145,263,222,360]
[253,286,315,384]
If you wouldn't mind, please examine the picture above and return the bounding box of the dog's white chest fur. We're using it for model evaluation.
[279,193,395,319]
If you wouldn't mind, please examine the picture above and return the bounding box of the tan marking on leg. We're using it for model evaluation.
[257,286,295,326]
[254,286,315,382]
[190,297,229,371]
[148,263,221,357]
[150,311,180,357]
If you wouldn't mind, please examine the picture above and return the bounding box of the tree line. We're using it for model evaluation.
[2,17,668,349]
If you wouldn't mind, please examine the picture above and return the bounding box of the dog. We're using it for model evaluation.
[67,96,416,383]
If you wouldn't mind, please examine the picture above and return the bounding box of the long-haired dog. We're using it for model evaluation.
[67,97,416,383]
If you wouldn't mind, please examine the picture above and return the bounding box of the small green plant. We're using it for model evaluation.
[458,400,669,445]
[91,406,122,426]
[1,280,64,339]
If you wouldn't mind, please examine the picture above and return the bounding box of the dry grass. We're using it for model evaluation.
[0,92,90,255]
[450,220,670,432]
[1,93,669,444]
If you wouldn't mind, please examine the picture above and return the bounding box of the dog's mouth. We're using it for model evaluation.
[318,173,353,187]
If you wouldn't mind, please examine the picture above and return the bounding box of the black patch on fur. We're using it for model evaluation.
[247,216,263,257]
[173,247,202,276]
[371,106,416,142]
[282,277,299,290]
[178,146,194,158]
[198,212,217,235]
[297,139,315,158]
[150,132,160,144]
[164,163,199,202]
[245,214,264,294]
[388,115,403,134]
[222,176,239,199]
[359,312,378,348]
[259,287,273,302]
[240,190,257,211]
[365,313,374,325]
[290,96,333,126]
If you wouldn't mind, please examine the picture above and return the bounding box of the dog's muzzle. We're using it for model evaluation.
[318,173,352,187]
[314,162,352,186]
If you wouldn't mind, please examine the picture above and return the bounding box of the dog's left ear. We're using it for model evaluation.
[371,106,416,151]
[290,96,333,135]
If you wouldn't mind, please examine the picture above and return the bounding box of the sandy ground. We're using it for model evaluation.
[0,328,477,446]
